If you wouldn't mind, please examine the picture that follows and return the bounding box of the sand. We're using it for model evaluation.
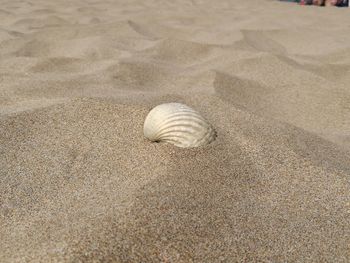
[0,0,350,262]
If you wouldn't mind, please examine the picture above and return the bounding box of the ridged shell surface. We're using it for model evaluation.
[143,103,216,148]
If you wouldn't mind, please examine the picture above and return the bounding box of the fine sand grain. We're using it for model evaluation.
[1,0,350,262]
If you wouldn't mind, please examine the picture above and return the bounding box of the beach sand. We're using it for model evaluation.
[1,0,350,262]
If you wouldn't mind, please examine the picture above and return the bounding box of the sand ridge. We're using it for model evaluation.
[1,0,350,262]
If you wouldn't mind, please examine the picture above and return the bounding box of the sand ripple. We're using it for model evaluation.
[1,0,350,262]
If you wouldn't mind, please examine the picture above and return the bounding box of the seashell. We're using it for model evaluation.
[143,103,216,148]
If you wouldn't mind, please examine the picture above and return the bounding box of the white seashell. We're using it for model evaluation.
[143,103,216,148]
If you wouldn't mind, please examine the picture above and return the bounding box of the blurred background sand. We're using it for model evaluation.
[1,0,350,262]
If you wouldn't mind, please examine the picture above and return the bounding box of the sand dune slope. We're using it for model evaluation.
[1,0,350,262]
